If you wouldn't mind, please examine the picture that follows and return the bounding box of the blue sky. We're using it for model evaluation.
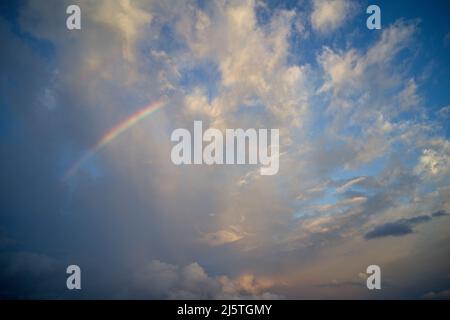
[1,0,450,299]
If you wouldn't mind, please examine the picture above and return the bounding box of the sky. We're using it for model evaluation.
[0,0,450,299]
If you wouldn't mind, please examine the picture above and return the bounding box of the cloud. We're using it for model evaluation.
[308,196,367,213]
[310,0,354,33]
[432,210,449,218]
[20,0,152,63]
[1,0,450,300]
[316,279,364,288]
[0,250,63,299]
[365,222,413,239]
[423,289,450,300]
[437,105,450,119]
[18,0,157,89]
[200,229,244,246]
[365,212,449,239]
[444,32,450,47]
[312,19,435,176]
[335,176,367,194]
[4,252,58,277]
[318,20,417,94]
[132,260,281,299]
[415,139,450,179]
[398,78,421,111]
[176,0,310,127]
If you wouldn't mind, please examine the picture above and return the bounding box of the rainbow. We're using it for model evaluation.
[64,99,166,180]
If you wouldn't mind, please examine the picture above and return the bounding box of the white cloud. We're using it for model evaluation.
[398,78,421,111]
[415,139,450,179]
[335,176,367,194]
[318,21,417,94]
[176,0,310,128]
[310,0,354,33]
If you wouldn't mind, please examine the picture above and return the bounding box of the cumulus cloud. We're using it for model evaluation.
[176,0,310,128]
[132,260,281,299]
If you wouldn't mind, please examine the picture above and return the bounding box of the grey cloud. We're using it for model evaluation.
[365,212,449,240]
[4,252,58,277]
[422,289,450,300]
[432,210,449,218]
[365,222,413,239]
[400,215,432,225]
[0,251,65,299]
